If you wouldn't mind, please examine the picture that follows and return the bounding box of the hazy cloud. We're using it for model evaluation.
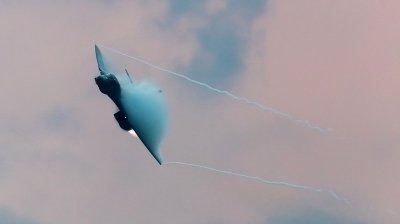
[266,208,364,224]
[165,0,268,90]
[0,208,43,224]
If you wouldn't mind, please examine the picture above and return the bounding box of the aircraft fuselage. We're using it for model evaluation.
[95,73,132,131]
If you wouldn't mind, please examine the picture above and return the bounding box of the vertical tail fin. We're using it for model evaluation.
[125,69,133,83]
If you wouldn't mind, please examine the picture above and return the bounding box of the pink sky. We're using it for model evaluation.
[0,1,399,223]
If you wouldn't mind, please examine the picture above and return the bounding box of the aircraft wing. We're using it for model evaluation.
[120,82,168,165]
[95,45,107,74]
[136,133,163,165]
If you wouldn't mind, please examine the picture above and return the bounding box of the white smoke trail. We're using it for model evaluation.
[165,161,400,221]
[330,190,350,204]
[164,162,360,206]
[99,46,333,133]
[164,162,323,192]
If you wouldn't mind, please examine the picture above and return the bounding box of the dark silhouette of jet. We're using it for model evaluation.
[94,45,163,164]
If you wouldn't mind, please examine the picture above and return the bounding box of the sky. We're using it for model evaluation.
[0,0,399,223]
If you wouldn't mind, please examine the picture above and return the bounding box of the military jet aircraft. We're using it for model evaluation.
[94,45,165,165]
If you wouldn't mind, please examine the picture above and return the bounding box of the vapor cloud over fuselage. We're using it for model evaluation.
[94,45,168,165]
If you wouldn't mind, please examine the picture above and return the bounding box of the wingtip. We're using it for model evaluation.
[155,156,162,165]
